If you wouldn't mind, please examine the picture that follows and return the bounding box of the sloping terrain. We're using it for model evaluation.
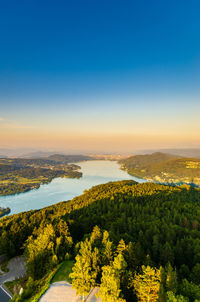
[119,152,200,185]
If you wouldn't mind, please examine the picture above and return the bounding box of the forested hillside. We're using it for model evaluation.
[120,152,200,186]
[1,180,200,301]
[47,154,91,162]
[0,156,82,196]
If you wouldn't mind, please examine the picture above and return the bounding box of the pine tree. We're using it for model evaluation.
[70,239,100,301]
[133,265,161,302]
[90,225,101,244]
[115,239,126,256]
[102,230,113,265]
[98,254,127,302]
[167,291,189,302]
[70,254,96,301]
[166,263,177,293]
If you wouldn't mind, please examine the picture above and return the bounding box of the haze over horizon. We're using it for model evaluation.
[1,1,200,153]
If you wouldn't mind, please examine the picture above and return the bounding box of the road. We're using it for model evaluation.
[0,256,27,301]
[0,256,27,285]
[0,285,11,302]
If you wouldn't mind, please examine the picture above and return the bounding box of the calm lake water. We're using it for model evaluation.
[0,160,145,215]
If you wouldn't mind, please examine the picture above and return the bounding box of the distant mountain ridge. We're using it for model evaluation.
[160,148,200,158]
[47,154,91,162]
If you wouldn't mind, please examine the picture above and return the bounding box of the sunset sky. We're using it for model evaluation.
[0,1,200,153]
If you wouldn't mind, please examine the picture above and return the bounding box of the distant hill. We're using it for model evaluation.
[159,148,200,158]
[136,148,200,158]
[21,151,57,158]
[47,154,92,163]
[120,152,180,167]
[119,152,200,185]
[0,148,41,158]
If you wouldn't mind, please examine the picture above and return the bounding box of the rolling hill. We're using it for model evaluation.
[119,152,200,185]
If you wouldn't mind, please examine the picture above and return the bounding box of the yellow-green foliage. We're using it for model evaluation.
[70,239,100,297]
[1,181,200,301]
[133,265,161,302]
[25,221,73,279]
[98,254,127,302]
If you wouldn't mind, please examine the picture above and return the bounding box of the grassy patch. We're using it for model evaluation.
[51,260,74,284]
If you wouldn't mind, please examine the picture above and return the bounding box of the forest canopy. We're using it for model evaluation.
[1,180,200,300]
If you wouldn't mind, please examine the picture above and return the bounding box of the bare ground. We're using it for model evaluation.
[39,282,102,302]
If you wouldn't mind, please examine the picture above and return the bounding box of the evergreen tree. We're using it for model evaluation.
[133,265,161,302]
[167,291,189,302]
[70,253,96,301]
[102,230,113,265]
[115,239,126,256]
[70,239,100,301]
[90,225,101,244]
[166,263,177,293]
[98,253,127,302]
[190,263,200,285]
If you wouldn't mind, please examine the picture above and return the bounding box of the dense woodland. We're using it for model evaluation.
[0,156,83,196]
[120,152,200,186]
[1,180,200,300]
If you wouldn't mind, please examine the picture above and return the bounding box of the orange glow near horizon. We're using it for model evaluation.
[1,96,200,153]
[1,125,200,152]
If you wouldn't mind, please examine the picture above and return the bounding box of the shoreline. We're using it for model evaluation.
[0,208,11,218]
[0,172,82,198]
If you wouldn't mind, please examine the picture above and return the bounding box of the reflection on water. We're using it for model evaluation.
[0,161,145,215]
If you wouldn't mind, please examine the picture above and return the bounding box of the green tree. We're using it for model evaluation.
[133,265,161,302]
[102,230,113,265]
[70,239,100,301]
[70,254,96,301]
[190,263,200,285]
[115,239,126,256]
[180,279,200,301]
[98,254,127,302]
[90,225,101,244]
[25,224,56,279]
[167,291,189,302]
[166,263,177,293]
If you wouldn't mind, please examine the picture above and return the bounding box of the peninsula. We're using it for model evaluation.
[119,152,200,186]
[0,155,87,196]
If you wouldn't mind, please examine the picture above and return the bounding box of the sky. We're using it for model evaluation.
[0,0,200,153]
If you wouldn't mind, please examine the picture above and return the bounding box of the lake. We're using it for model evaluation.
[0,160,146,215]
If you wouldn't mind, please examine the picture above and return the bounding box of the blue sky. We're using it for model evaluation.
[0,0,200,152]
